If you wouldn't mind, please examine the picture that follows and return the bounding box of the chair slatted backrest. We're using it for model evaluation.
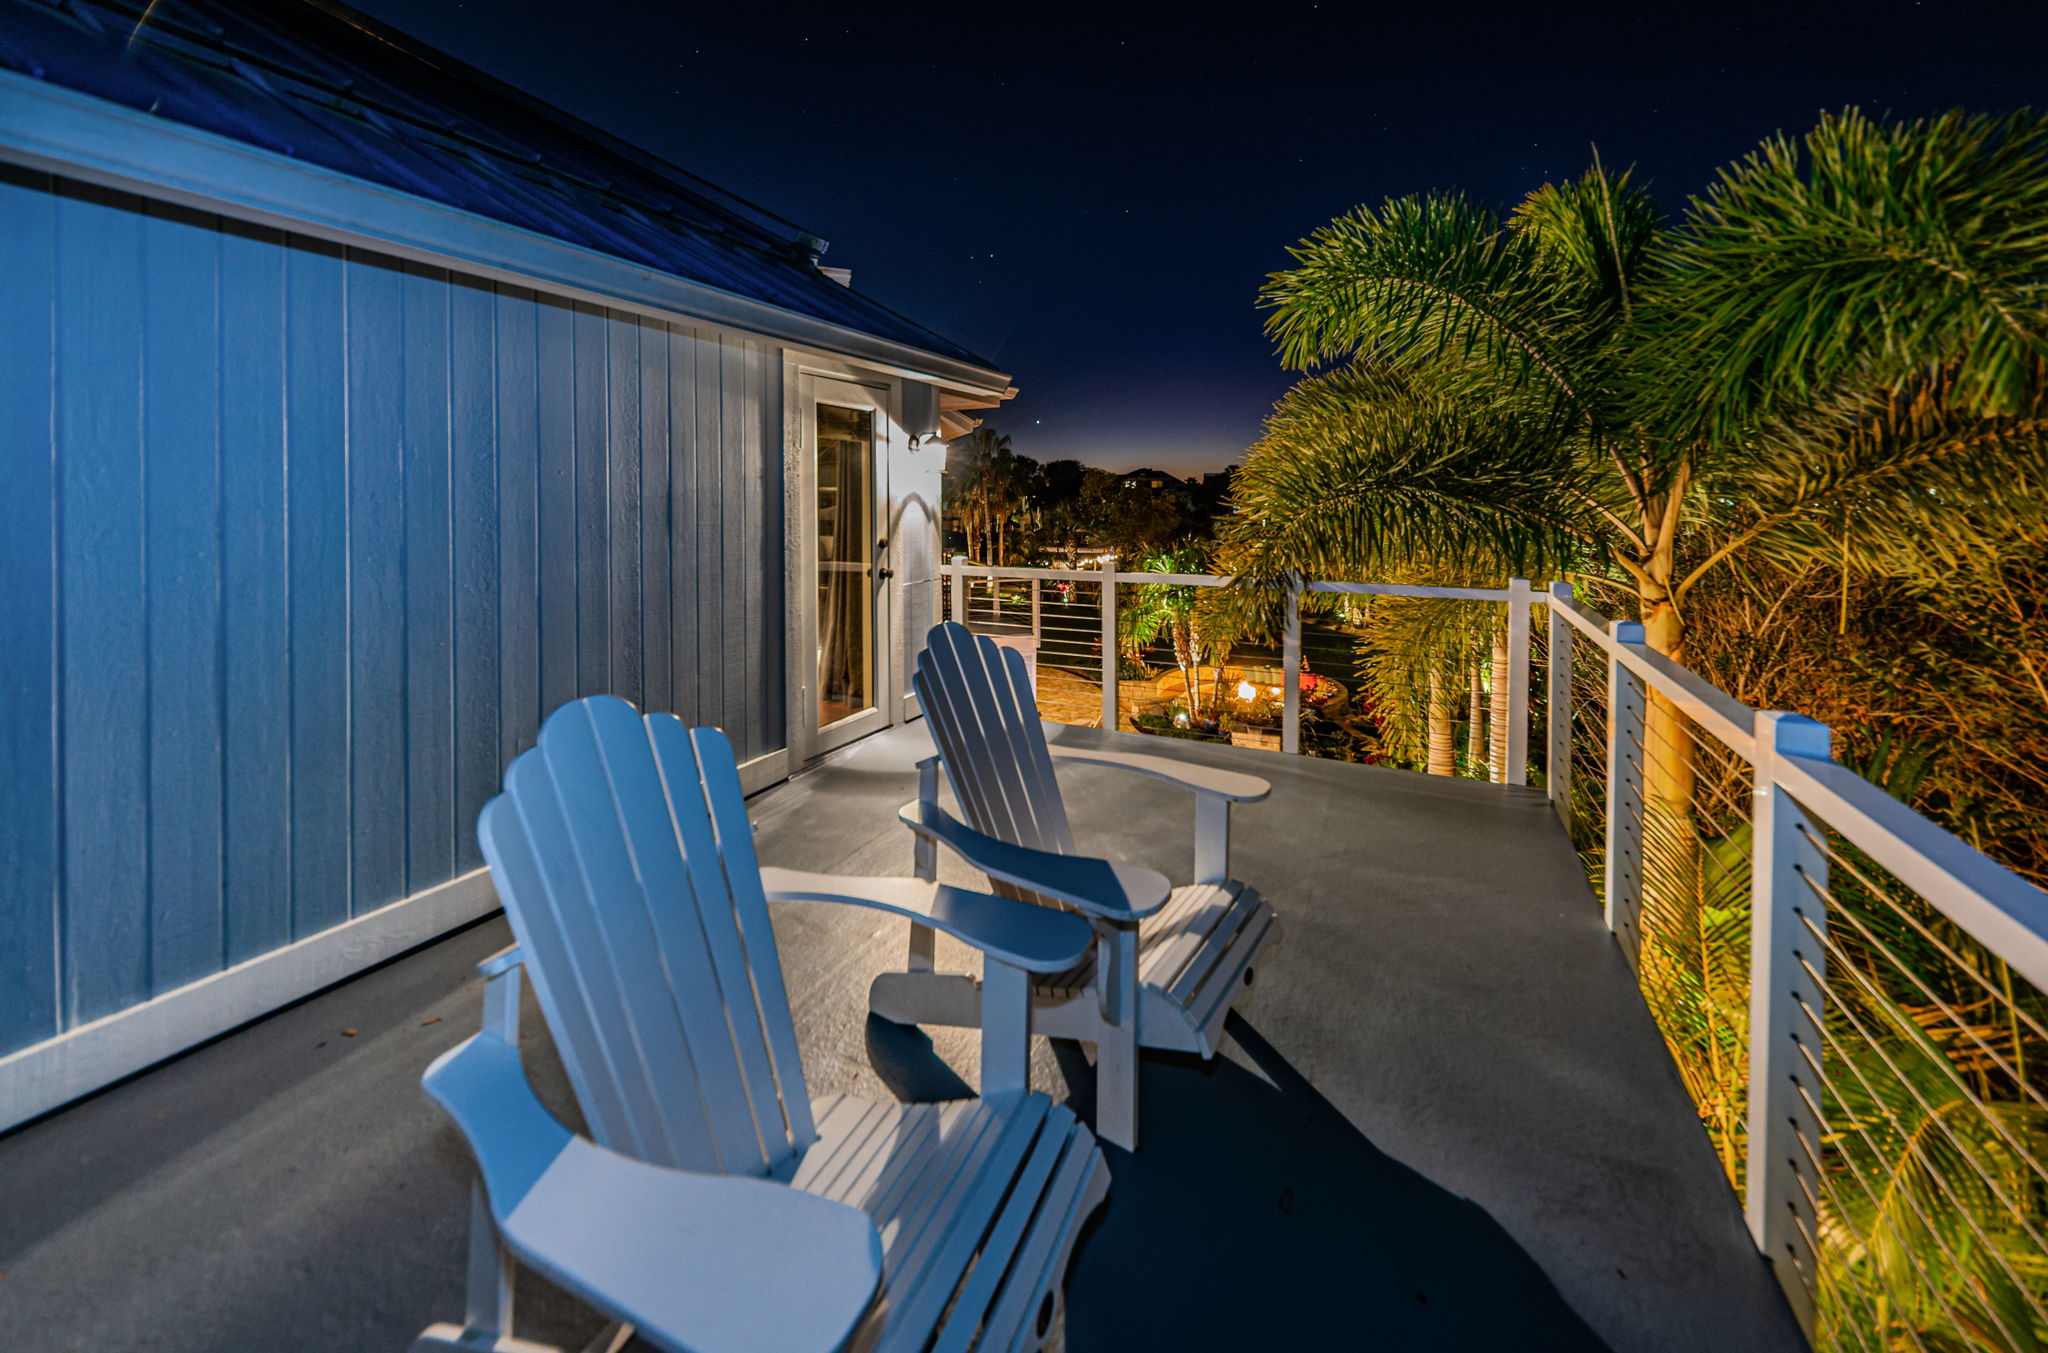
[915,622,1077,861]
[477,696,815,1179]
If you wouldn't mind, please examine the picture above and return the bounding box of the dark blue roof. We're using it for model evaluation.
[0,0,996,370]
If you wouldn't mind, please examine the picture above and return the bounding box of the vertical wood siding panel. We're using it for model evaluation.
[219,221,291,965]
[55,181,149,1023]
[606,313,643,708]
[667,324,698,724]
[345,251,406,917]
[759,351,785,753]
[720,336,747,746]
[572,301,609,696]
[639,321,671,714]
[285,238,350,938]
[694,331,723,730]
[401,262,454,892]
[497,286,541,766]
[7,179,812,1072]
[741,340,772,759]
[451,277,499,875]
[142,201,225,992]
[738,337,763,759]
[0,168,60,1054]
[534,296,576,715]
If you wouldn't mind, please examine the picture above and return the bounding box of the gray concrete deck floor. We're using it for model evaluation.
[0,720,1802,1353]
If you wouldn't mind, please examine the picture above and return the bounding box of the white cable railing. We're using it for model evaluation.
[1549,587,2048,1348]
[943,555,2048,1350]
[944,556,1534,776]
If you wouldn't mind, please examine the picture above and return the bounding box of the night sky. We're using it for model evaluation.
[350,0,2047,477]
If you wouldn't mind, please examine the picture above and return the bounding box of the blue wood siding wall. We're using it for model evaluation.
[0,167,785,1058]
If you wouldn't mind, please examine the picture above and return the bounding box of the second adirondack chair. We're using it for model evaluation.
[415,696,1110,1353]
[874,621,1283,1150]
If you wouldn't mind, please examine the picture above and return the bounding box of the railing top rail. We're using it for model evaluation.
[1109,571,1229,587]
[1306,580,1513,601]
[1775,748,2048,993]
[1550,592,1757,759]
[946,563,1091,581]
[947,560,1516,602]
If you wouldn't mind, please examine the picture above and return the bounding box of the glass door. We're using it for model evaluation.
[806,377,890,753]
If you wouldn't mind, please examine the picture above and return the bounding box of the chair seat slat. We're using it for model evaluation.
[975,1111,1108,1352]
[927,1105,1081,1353]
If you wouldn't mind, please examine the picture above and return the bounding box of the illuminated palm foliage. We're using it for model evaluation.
[1120,544,1232,714]
[1234,109,2048,813]
[1233,109,2048,1352]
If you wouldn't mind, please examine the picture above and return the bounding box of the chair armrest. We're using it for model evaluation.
[895,799,1170,922]
[1043,737,1271,803]
[424,1032,881,1353]
[759,866,1096,972]
[476,944,524,979]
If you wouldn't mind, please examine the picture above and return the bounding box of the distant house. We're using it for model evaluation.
[0,0,1013,1128]
[1120,467,1185,491]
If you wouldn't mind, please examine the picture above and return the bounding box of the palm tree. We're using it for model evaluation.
[943,429,1024,564]
[1121,544,1229,718]
[1234,110,2048,812]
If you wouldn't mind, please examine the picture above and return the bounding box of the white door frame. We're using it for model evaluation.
[791,369,896,760]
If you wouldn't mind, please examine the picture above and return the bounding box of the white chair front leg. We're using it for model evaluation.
[1193,795,1231,887]
[980,957,1032,1096]
[1092,919,1142,1150]
[909,755,942,970]
[416,953,571,1353]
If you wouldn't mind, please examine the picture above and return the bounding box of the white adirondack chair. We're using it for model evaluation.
[875,621,1282,1151]
[416,696,1110,1353]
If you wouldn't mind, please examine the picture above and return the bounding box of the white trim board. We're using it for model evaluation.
[0,870,501,1133]
[738,747,791,796]
[0,70,1013,401]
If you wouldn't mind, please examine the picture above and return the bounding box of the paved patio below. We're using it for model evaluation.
[0,720,1802,1353]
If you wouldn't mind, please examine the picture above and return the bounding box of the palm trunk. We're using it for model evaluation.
[1489,629,1510,784]
[1642,595,1695,816]
[1427,667,1456,776]
[1173,619,1199,718]
[1467,659,1486,779]
[1639,477,1697,817]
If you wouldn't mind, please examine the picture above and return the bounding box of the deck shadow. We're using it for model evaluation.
[864,1012,978,1103]
[1055,1014,1613,1353]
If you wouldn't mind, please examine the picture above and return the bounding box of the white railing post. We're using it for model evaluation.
[1546,581,1574,830]
[1030,577,1041,643]
[1747,710,1830,1337]
[949,555,966,627]
[1099,557,1118,732]
[1282,578,1303,755]
[1504,578,1532,784]
[1604,619,1646,963]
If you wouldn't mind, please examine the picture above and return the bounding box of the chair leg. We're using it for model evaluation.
[411,1183,561,1353]
[906,921,938,973]
[1093,923,1142,1151]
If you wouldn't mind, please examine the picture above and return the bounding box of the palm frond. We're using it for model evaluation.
[1649,107,2048,444]
[1223,364,1600,581]
[1260,190,1600,417]
[1690,365,2048,592]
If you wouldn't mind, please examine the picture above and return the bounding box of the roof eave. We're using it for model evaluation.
[0,68,1014,397]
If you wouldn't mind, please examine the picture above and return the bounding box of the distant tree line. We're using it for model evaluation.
[940,428,1233,565]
